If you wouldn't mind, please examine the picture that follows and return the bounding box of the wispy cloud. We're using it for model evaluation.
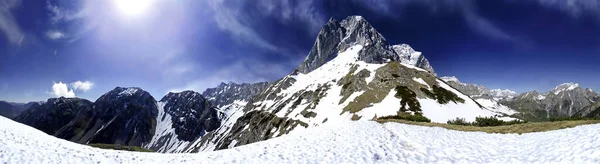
[0,0,25,45]
[535,0,600,18]
[46,30,66,40]
[168,58,292,93]
[351,0,522,44]
[207,0,324,52]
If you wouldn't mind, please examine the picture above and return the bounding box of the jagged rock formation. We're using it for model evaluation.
[14,98,93,135]
[501,83,599,120]
[145,91,221,153]
[54,87,158,146]
[296,16,435,75]
[202,82,270,115]
[573,101,600,117]
[183,15,510,153]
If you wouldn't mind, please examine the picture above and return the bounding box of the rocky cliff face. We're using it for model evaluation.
[55,87,158,146]
[144,91,222,153]
[501,83,599,120]
[15,98,93,135]
[296,16,435,75]
[202,82,270,114]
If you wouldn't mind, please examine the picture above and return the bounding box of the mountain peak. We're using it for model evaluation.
[296,15,435,75]
[552,82,579,94]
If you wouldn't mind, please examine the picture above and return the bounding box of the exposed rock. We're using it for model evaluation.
[15,98,93,135]
[55,87,158,147]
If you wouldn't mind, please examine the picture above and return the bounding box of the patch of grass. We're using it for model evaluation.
[379,113,431,123]
[446,117,470,126]
[88,143,154,152]
[395,86,421,112]
[447,117,527,127]
[377,118,600,134]
[351,114,362,121]
[432,85,465,104]
[420,88,435,99]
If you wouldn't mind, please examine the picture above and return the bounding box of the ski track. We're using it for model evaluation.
[1,116,599,163]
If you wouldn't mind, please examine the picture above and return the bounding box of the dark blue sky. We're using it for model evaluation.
[0,0,599,102]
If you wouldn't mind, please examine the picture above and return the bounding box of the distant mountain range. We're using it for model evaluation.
[0,101,44,119]
[3,15,600,154]
[440,76,600,121]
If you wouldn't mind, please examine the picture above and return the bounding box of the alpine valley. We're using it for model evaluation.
[2,16,600,156]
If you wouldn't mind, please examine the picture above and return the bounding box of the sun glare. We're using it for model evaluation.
[114,0,153,17]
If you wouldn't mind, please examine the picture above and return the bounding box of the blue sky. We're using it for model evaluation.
[0,0,599,102]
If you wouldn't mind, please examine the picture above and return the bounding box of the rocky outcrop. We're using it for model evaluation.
[14,98,93,135]
[55,87,158,146]
[202,82,269,109]
[296,16,435,75]
[160,91,221,141]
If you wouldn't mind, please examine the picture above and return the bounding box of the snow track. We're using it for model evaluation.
[1,116,599,163]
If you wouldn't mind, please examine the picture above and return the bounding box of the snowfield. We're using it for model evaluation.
[2,116,600,163]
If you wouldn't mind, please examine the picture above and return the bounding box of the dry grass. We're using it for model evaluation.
[376,119,600,134]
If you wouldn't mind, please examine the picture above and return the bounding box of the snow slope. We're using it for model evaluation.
[250,45,506,125]
[3,115,600,163]
[145,102,190,153]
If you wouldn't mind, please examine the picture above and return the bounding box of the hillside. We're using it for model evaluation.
[2,115,600,163]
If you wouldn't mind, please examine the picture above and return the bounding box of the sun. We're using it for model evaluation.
[113,0,153,17]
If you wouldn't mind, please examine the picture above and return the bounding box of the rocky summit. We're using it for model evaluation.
[296,16,435,75]
[54,87,159,146]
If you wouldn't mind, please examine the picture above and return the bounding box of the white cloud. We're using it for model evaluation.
[46,30,66,40]
[0,0,25,45]
[49,82,76,98]
[71,81,94,92]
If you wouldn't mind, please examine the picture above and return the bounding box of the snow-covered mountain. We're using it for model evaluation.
[501,83,600,120]
[202,82,269,116]
[183,15,513,152]
[2,115,600,163]
[144,91,221,153]
[439,76,518,116]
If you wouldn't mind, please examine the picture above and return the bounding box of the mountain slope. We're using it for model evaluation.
[15,98,93,135]
[185,16,512,152]
[440,76,518,116]
[202,82,269,116]
[0,101,21,119]
[2,115,600,163]
[54,87,158,146]
[501,83,599,120]
[144,91,221,153]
